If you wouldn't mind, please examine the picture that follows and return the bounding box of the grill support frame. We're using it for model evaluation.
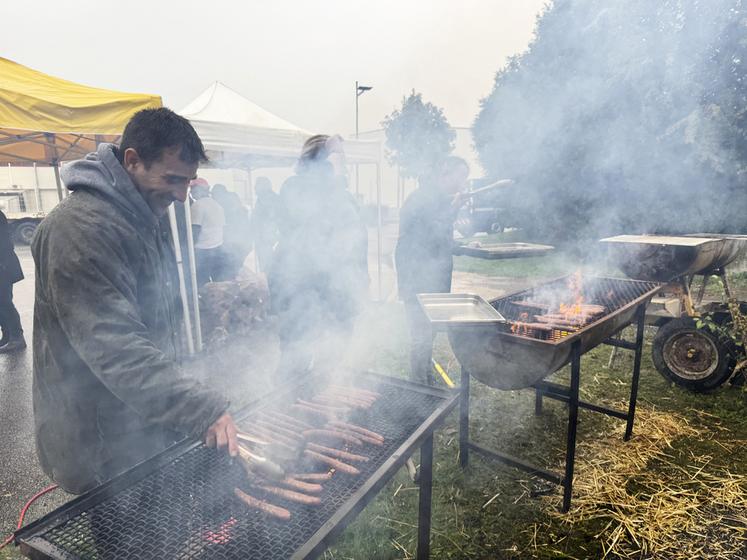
[459,305,647,512]
[15,372,457,560]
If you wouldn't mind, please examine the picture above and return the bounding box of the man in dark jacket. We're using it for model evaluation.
[269,135,368,378]
[32,108,238,495]
[0,209,25,353]
[395,156,469,384]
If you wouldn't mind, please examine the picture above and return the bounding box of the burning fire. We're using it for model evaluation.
[508,272,605,340]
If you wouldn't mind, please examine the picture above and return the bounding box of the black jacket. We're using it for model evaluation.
[31,144,228,494]
[395,184,457,301]
[0,210,23,285]
[269,164,368,326]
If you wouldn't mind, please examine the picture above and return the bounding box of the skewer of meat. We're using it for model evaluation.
[327,421,384,443]
[289,472,333,482]
[279,477,324,494]
[255,484,322,506]
[303,429,362,447]
[304,449,360,476]
[307,443,369,463]
[234,488,291,521]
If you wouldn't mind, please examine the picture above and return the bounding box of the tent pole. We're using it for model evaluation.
[32,163,43,213]
[183,200,203,352]
[376,162,382,302]
[168,205,195,355]
[52,161,64,201]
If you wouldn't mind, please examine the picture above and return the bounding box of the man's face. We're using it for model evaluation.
[442,164,470,195]
[123,147,198,216]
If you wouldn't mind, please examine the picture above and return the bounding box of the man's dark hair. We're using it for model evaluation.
[117,107,208,167]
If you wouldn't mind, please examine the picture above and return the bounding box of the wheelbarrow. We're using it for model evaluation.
[600,234,747,392]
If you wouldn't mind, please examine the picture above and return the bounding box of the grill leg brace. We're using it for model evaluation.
[417,434,434,560]
[562,340,581,512]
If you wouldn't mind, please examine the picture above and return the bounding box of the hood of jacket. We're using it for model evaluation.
[60,143,158,227]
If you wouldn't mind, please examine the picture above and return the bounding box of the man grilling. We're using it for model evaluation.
[32,108,238,495]
[395,156,470,385]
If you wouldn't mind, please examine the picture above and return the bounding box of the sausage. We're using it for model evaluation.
[245,425,299,449]
[259,412,309,433]
[263,410,313,430]
[304,450,361,476]
[303,429,362,447]
[256,484,322,506]
[316,392,372,409]
[328,384,381,400]
[255,420,305,442]
[334,430,384,447]
[289,472,333,482]
[307,443,369,463]
[299,398,350,414]
[280,477,324,494]
[291,404,336,422]
[234,488,291,520]
[327,421,385,443]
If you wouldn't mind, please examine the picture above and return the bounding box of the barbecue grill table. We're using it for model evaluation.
[423,276,661,512]
[14,372,458,560]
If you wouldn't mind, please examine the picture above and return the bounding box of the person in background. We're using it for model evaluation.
[269,134,368,378]
[251,176,281,274]
[395,156,470,385]
[31,107,237,497]
[211,183,252,280]
[190,178,226,287]
[0,208,26,353]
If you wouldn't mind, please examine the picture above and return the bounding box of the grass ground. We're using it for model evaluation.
[3,251,745,560]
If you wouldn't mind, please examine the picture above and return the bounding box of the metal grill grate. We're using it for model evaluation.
[20,376,448,560]
[492,277,659,342]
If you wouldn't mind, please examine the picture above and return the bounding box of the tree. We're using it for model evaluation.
[382,91,456,179]
[473,0,747,244]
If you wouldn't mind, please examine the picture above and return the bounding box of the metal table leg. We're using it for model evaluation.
[625,306,646,441]
[417,434,434,560]
[459,368,470,467]
[562,340,581,512]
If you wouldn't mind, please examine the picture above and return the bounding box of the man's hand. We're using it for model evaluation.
[451,191,470,210]
[204,412,238,457]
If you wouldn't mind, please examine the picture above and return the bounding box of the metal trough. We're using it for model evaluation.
[447,276,661,390]
[599,235,746,282]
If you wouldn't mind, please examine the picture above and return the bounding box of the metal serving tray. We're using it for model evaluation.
[453,242,555,260]
[417,293,506,327]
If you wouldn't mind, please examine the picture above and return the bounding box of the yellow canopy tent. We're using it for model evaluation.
[0,57,161,199]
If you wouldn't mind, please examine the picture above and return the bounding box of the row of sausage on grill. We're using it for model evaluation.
[231,384,385,520]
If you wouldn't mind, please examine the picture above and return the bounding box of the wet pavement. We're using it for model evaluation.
[0,248,72,546]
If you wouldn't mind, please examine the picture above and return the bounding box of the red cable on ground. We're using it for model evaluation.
[0,484,59,551]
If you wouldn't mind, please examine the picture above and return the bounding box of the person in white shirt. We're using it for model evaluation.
[190,178,226,287]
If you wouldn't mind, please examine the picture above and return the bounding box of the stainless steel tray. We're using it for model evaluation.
[453,242,555,260]
[417,293,506,327]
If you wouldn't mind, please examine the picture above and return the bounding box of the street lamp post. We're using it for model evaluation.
[355,80,372,198]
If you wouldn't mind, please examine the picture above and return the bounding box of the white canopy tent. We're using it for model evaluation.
[176,83,385,350]
[180,82,381,168]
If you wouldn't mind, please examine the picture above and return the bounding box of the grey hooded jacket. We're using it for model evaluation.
[31,144,228,494]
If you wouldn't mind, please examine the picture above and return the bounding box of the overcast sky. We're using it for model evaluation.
[2,0,547,135]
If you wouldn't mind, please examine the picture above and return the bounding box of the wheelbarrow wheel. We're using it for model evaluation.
[652,317,735,392]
